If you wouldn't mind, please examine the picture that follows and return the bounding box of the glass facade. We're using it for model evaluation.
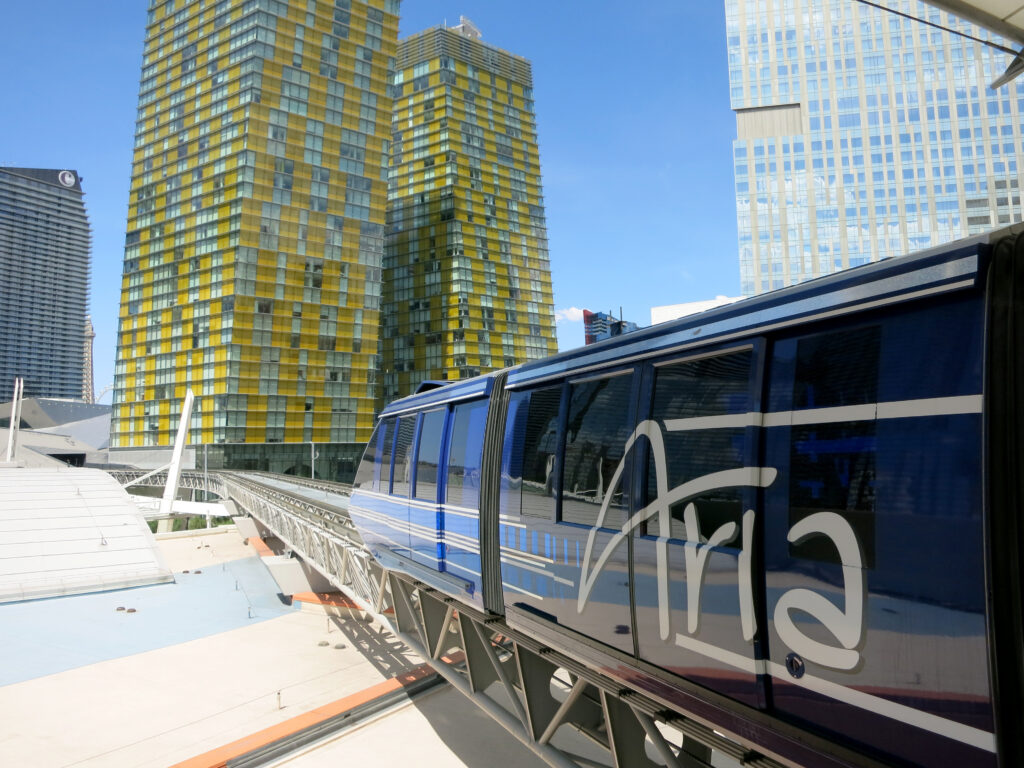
[0,168,91,400]
[726,0,1024,295]
[381,20,557,403]
[111,0,400,479]
[582,309,639,345]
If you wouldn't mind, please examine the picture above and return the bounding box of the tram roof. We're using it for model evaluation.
[509,225,1017,389]
[380,370,502,417]
[377,225,1020,415]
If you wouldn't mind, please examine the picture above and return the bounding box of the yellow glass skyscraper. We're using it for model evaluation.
[111,0,399,479]
[381,18,558,402]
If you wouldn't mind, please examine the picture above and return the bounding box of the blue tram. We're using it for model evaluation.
[349,227,1024,768]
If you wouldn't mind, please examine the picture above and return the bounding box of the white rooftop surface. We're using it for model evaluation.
[35,411,112,450]
[0,526,551,768]
[156,525,257,570]
[0,444,67,468]
[650,295,742,326]
[0,425,100,457]
[0,467,173,602]
[281,685,551,768]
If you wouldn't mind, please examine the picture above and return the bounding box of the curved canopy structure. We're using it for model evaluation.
[919,1,1024,85]
[923,1,1024,44]
[0,467,173,603]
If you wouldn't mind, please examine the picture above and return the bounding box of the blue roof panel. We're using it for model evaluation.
[507,236,986,389]
[380,372,497,418]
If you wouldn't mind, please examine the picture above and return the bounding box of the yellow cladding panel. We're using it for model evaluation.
[112,0,399,453]
[381,27,557,403]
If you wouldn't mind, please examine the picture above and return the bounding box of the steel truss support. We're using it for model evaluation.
[116,470,787,768]
[357,573,778,768]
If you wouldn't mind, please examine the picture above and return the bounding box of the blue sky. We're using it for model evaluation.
[0,1,739,403]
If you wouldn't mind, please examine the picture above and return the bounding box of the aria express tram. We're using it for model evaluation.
[349,227,1024,768]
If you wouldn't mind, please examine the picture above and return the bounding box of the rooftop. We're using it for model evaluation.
[0,467,172,603]
[0,522,549,768]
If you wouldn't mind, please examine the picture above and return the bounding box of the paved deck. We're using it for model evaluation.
[0,530,295,687]
[276,684,551,768]
[0,526,547,768]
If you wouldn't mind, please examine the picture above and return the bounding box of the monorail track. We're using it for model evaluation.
[116,468,803,768]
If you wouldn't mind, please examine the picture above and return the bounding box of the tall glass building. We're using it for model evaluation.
[111,0,400,478]
[726,0,1024,295]
[381,18,557,402]
[0,168,91,400]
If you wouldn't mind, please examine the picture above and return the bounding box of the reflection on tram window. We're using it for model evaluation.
[645,351,752,540]
[520,385,562,518]
[561,373,633,529]
[447,399,489,508]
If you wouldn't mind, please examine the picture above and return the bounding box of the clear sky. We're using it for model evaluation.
[0,1,739,404]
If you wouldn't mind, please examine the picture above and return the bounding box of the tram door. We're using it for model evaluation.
[441,398,490,595]
[632,344,768,709]
[555,368,639,655]
[387,415,417,560]
[499,373,638,657]
[760,312,992,767]
[409,408,447,571]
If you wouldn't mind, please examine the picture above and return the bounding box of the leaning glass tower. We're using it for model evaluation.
[726,0,1024,295]
[112,0,400,479]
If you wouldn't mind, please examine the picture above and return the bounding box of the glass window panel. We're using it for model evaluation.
[414,409,446,502]
[499,391,529,517]
[391,416,416,497]
[446,399,489,508]
[520,385,562,518]
[353,420,382,490]
[645,351,753,539]
[379,417,395,491]
[794,326,880,408]
[561,373,634,529]
[789,326,881,565]
[789,422,876,566]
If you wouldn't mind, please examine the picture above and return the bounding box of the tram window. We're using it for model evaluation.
[414,409,446,502]
[789,326,880,565]
[789,422,876,567]
[794,325,880,408]
[447,399,489,509]
[499,391,530,517]
[645,350,752,539]
[561,372,634,529]
[379,417,395,491]
[520,385,562,518]
[391,416,416,498]
[353,422,380,490]
[655,350,752,418]
[353,420,387,490]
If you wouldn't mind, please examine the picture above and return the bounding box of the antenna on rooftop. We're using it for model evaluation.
[451,16,483,40]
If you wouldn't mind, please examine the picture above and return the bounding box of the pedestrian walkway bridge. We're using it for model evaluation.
[108,469,786,768]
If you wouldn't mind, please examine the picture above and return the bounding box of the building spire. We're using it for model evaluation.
[83,315,95,404]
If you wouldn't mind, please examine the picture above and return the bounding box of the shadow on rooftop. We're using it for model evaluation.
[328,612,418,679]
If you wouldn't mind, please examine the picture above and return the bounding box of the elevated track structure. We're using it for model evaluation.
[113,468,787,768]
